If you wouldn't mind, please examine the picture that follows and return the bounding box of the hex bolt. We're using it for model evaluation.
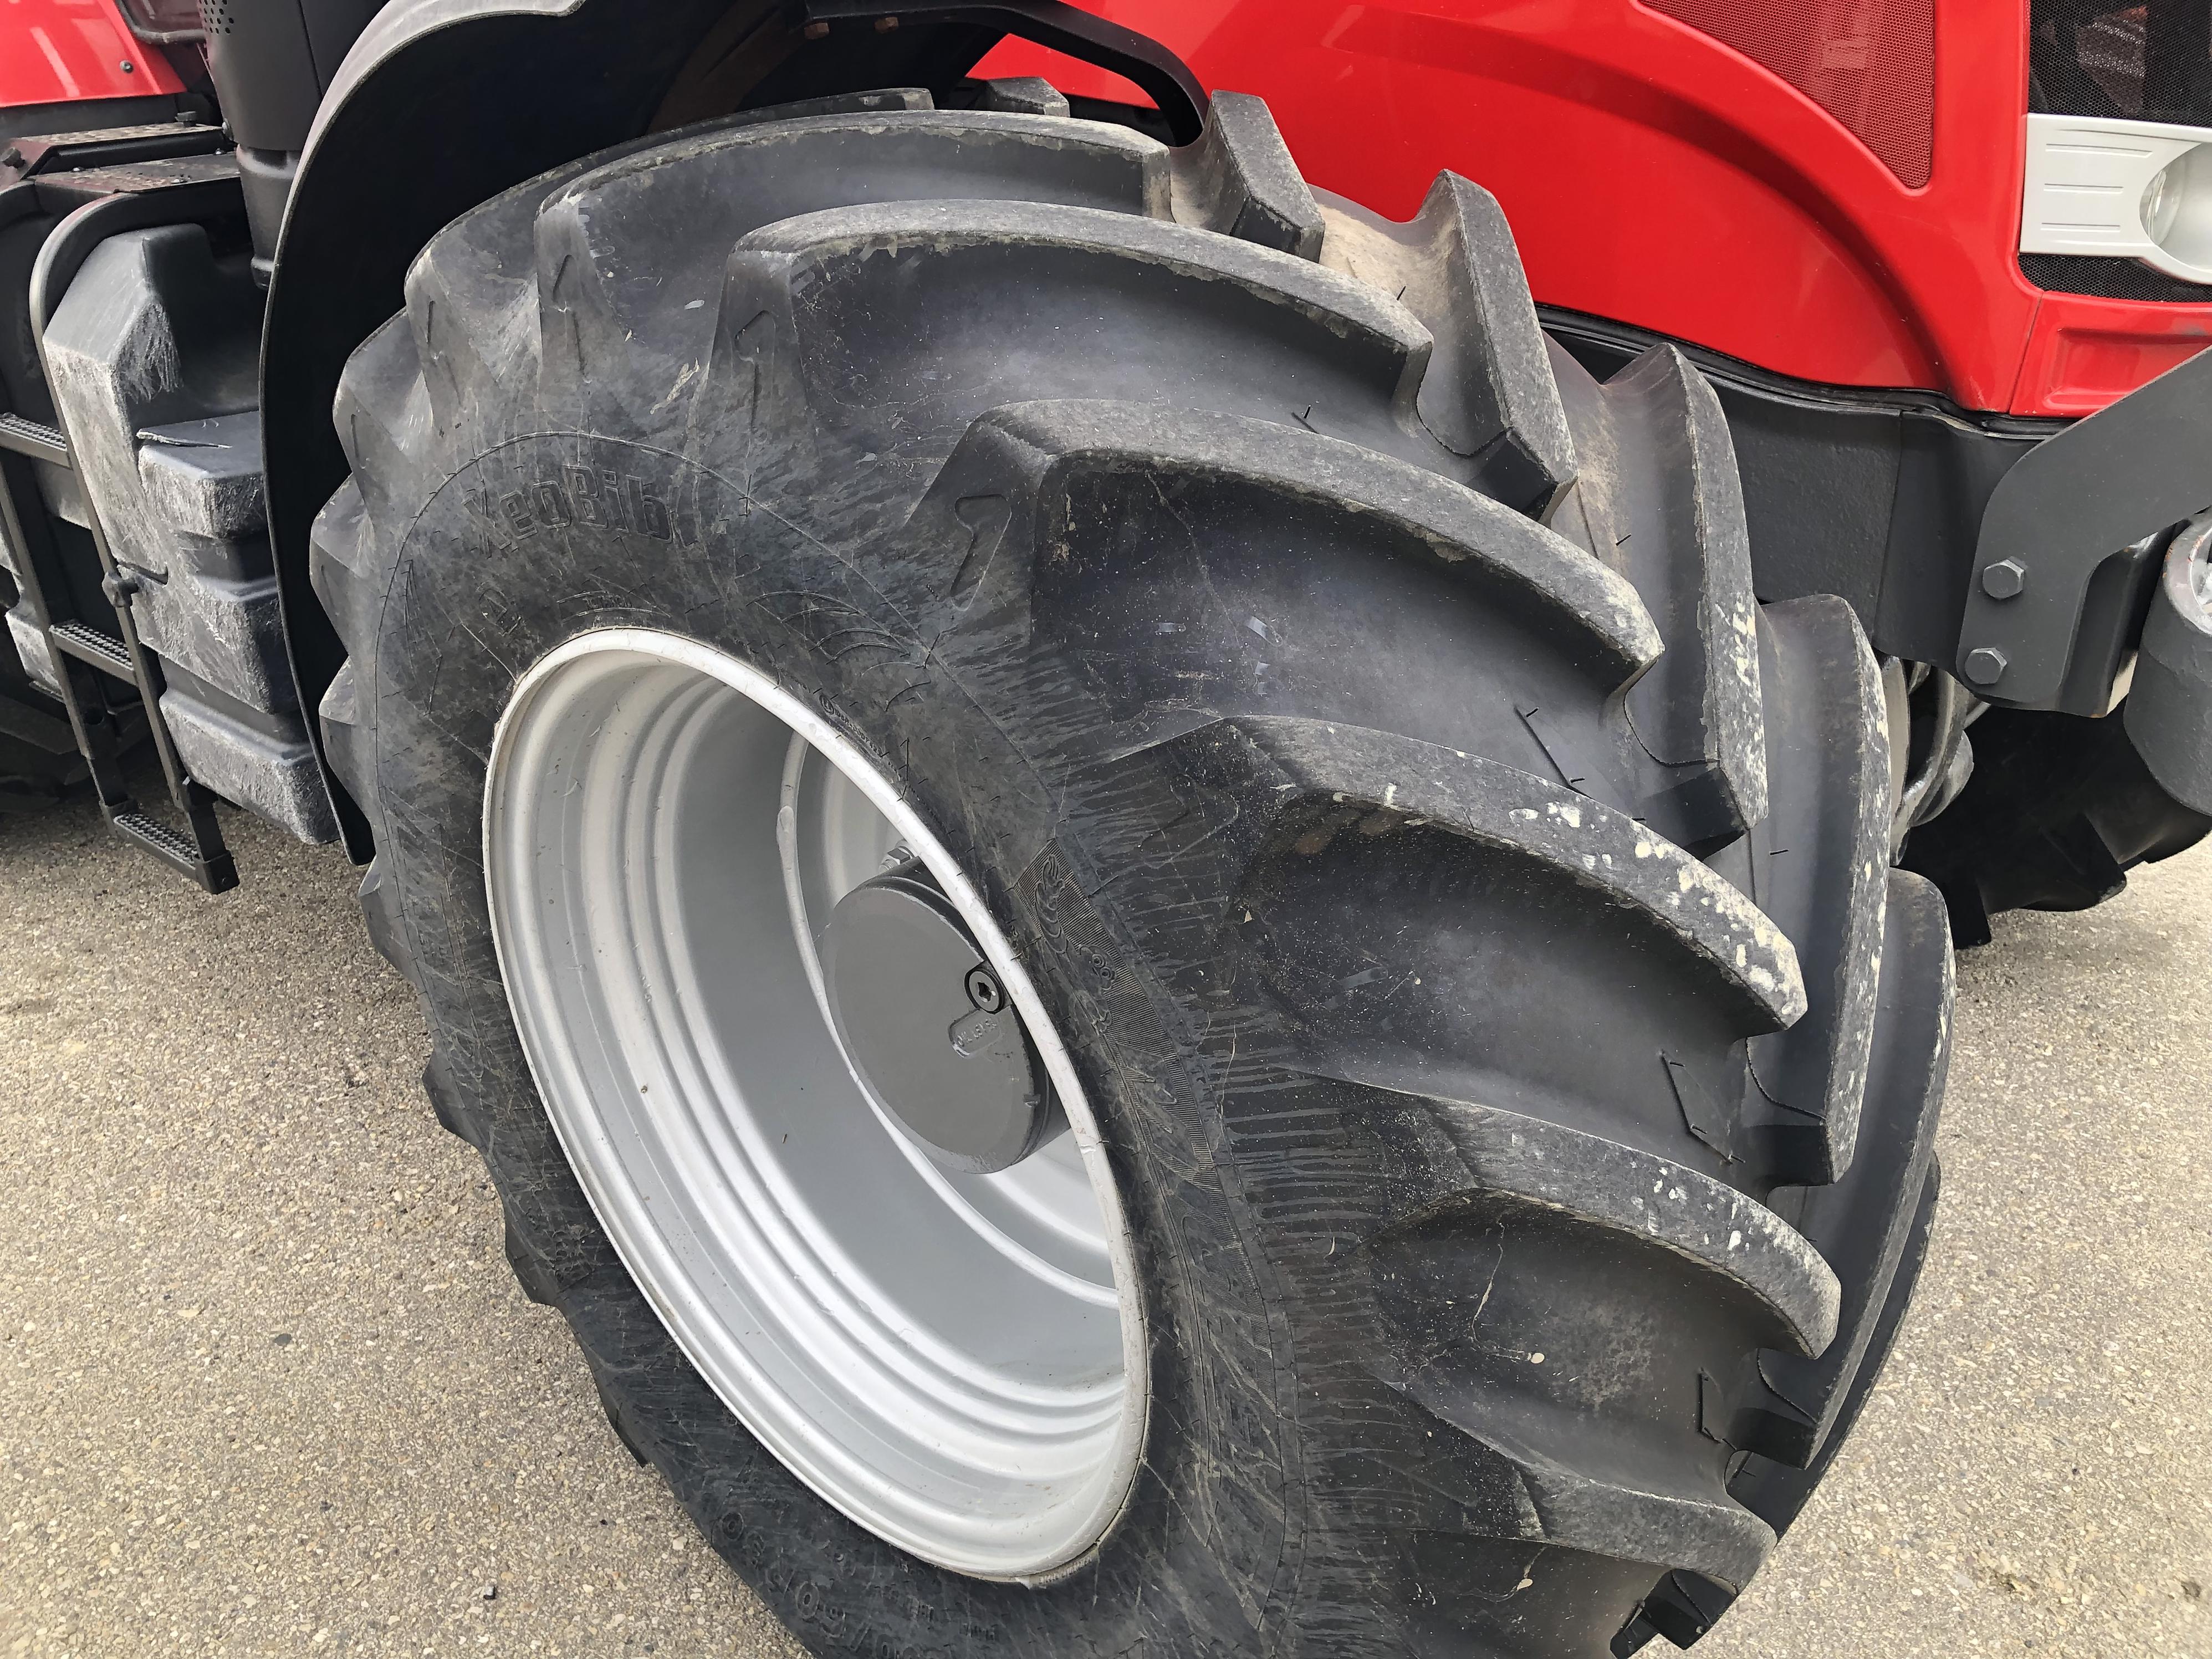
[964,964,1004,1013]
[1963,646,2009,686]
[1981,558,2028,600]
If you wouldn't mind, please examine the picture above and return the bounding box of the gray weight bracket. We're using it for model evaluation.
[1960,344,2212,713]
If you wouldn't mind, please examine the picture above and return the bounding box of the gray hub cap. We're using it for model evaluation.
[482,630,1146,1580]
[819,865,1066,1173]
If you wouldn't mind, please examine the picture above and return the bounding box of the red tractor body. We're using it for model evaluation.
[985,1,2205,418]
[0,0,187,106]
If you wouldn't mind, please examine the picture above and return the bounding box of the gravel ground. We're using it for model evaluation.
[1,788,2208,1659]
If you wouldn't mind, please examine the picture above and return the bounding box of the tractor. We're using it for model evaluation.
[2,2,2207,1653]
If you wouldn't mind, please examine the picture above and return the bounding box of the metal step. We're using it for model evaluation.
[0,414,68,467]
[47,619,134,678]
[111,808,237,892]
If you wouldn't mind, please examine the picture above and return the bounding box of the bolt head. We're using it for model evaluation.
[1964,646,2009,686]
[964,964,1003,1013]
[1982,558,2028,600]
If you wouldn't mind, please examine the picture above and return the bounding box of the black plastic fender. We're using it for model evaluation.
[263,0,1204,857]
[261,0,732,856]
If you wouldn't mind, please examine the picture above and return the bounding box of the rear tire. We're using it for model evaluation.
[0,680,90,812]
[315,89,1951,1657]
[1901,703,2209,945]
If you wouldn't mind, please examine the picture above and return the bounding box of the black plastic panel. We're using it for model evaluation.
[1542,309,2054,670]
[2020,251,2212,302]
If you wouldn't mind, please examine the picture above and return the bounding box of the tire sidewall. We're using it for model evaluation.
[366,431,1307,1656]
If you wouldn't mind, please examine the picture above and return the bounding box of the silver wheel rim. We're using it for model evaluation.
[482,629,1147,1579]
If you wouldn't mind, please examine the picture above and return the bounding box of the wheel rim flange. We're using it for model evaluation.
[481,627,1148,1579]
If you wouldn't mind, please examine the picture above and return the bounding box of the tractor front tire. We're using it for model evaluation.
[312,89,1952,1658]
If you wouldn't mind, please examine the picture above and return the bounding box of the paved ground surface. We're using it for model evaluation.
[0,785,2208,1659]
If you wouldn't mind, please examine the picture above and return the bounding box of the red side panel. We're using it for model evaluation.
[2015,294,2212,417]
[1638,0,1935,188]
[979,1,2212,416]
[0,0,185,107]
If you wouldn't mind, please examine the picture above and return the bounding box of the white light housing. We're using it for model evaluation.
[2021,111,2212,283]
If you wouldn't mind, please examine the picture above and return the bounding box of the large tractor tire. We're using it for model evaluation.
[0,707,86,810]
[1901,701,2210,946]
[311,89,1952,1658]
[0,631,93,812]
